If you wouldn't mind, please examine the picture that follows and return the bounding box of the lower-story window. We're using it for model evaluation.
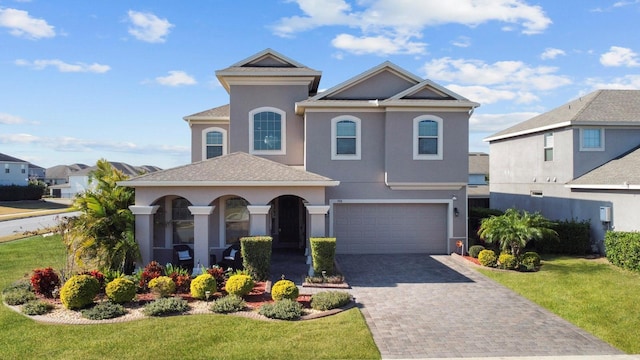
[172,198,194,244]
[225,197,249,245]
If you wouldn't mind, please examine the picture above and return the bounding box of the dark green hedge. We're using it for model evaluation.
[529,218,591,255]
[0,183,45,201]
[310,237,336,275]
[468,207,504,245]
[240,236,272,281]
[605,231,640,272]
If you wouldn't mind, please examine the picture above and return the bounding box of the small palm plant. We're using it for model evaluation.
[477,208,557,258]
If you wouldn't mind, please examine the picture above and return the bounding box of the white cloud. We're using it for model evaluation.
[0,133,39,144]
[600,46,639,67]
[0,7,55,39]
[585,74,640,89]
[470,112,539,133]
[331,33,426,55]
[155,71,197,86]
[540,47,566,60]
[273,0,551,55]
[0,113,27,124]
[422,57,571,104]
[127,10,173,43]
[15,59,110,73]
[451,36,471,48]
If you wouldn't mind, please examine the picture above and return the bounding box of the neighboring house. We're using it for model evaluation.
[28,164,46,182]
[468,152,490,208]
[0,153,31,186]
[50,162,161,199]
[45,163,89,186]
[120,49,479,267]
[485,89,640,253]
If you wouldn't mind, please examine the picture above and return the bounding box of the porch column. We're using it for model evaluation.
[189,206,215,269]
[247,205,271,236]
[304,205,330,267]
[129,205,159,268]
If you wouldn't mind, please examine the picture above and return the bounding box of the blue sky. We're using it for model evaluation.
[1,0,639,169]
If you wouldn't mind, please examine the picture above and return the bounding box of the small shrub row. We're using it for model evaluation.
[259,299,303,320]
[310,237,336,275]
[477,250,542,272]
[0,183,45,201]
[530,218,591,255]
[605,231,640,272]
[240,236,272,281]
[81,302,127,320]
[310,291,351,311]
[143,297,189,316]
[210,295,246,314]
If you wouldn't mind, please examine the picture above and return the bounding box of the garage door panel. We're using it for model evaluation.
[334,203,447,254]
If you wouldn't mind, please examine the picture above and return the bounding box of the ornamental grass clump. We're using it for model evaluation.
[210,295,246,314]
[270,279,299,301]
[310,291,351,311]
[190,273,217,300]
[148,276,176,298]
[59,274,100,310]
[105,277,137,304]
[259,298,303,320]
[225,274,254,297]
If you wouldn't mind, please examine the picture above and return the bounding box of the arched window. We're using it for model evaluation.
[331,116,361,160]
[202,127,227,160]
[413,115,443,160]
[249,107,286,155]
[225,197,249,245]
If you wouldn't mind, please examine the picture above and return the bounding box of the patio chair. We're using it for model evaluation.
[218,243,243,270]
[173,244,194,269]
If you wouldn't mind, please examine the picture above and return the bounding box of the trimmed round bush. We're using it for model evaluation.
[478,249,497,267]
[210,295,246,314]
[190,274,217,300]
[105,277,137,304]
[148,276,176,298]
[143,297,189,316]
[225,274,254,297]
[521,251,541,268]
[81,301,127,320]
[271,279,299,301]
[498,253,518,270]
[311,291,351,311]
[259,298,303,320]
[468,245,486,258]
[21,300,54,316]
[60,274,100,310]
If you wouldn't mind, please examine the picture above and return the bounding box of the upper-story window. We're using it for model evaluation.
[202,127,227,159]
[544,132,554,161]
[4,164,9,174]
[580,128,604,151]
[331,116,361,160]
[413,115,443,160]
[249,107,286,155]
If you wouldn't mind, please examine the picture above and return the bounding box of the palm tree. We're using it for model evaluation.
[477,208,557,258]
[66,160,139,274]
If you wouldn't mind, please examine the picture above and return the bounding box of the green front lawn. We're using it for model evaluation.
[0,236,380,360]
[479,256,640,354]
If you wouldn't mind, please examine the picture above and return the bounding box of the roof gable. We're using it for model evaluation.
[229,48,308,69]
[568,145,640,189]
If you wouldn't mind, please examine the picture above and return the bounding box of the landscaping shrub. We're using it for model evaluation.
[143,297,189,316]
[59,274,100,310]
[310,237,337,275]
[82,270,106,292]
[139,261,164,292]
[478,249,497,267]
[521,251,541,269]
[240,236,272,281]
[498,253,517,270]
[210,295,246,314]
[0,183,45,201]
[30,267,60,298]
[148,276,176,298]
[3,279,32,294]
[605,231,640,272]
[165,264,191,294]
[468,207,504,243]
[105,277,137,304]
[81,301,127,320]
[206,266,227,291]
[271,279,299,301]
[225,274,254,297]
[531,218,591,255]
[311,291,351,311]
[190,274,217,300]
[102,269,125,284]
[468,245,485,258]
[21,300,54,316]
[259,298,303,320]
[3,289,37,306]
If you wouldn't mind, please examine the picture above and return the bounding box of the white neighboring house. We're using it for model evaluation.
[0,153,31,186]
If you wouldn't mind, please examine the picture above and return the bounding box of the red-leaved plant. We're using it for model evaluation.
[207,266,227,291]
[139,261,163,292]
[30,267,61,298]
[82,270,106,292]
[168,273,191,294]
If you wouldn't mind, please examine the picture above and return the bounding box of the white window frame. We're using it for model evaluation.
[201,127,227,160]
[413,115,443,160]
[544,132,554,161]
[249,107,286,155]
[579,127,605,151]
[331,116,361,160]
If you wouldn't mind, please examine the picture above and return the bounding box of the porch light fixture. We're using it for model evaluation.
[454,207,459,217]
[451,195,457,201]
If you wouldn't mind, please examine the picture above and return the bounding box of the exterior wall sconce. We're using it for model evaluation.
[451,195,457,201]
[454,207,459,217]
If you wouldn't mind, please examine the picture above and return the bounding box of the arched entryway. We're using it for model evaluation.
[269,195,306,252]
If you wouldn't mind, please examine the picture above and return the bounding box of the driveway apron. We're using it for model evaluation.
[337,254,623,359]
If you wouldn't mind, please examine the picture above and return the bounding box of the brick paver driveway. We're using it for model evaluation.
[337,254,624,359]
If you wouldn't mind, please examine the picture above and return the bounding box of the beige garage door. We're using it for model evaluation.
[333,203,448,254]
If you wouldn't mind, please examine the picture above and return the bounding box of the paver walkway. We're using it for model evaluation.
[337,254,625,359]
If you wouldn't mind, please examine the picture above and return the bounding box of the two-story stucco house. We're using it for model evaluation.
[485,89,640,253]
[120,49,479,267]
[0,153,30,186]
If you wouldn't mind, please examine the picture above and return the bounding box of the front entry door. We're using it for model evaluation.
[277,195,302,248]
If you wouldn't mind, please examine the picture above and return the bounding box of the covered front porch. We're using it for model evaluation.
[119,152,338,269]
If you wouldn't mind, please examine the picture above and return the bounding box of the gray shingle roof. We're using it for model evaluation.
[469,153,489,175]
[568,146,640,188]
[486,90,640,141]
[0,153,28,163]
[120,152,338,187]
[184,104,230,120]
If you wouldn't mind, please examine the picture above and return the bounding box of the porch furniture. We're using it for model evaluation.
[173,244,194,269]
[219,243,243,270]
